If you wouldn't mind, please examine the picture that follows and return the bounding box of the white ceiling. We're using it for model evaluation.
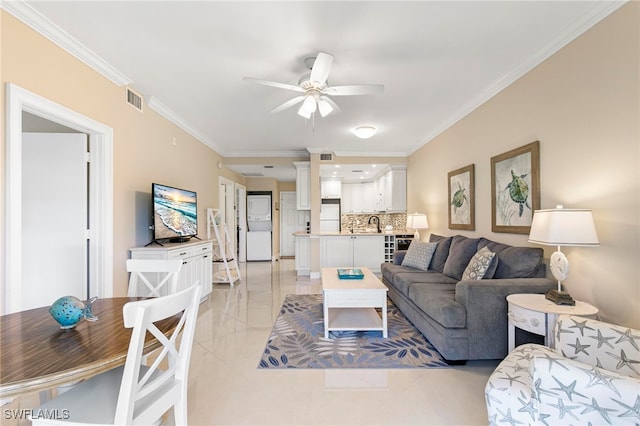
[12,1,622,167]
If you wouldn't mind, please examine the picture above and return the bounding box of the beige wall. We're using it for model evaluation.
[1,12,244,297]
[407,3,639,327]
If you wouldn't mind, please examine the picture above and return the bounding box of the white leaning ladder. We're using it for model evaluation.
[207,208,241,286]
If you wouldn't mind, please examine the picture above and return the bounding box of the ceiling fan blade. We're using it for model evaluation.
[243,77,305,93]
[318,96,341,117]
[309,52,333,86]
[324,84,384,96]
[270,96,306,113]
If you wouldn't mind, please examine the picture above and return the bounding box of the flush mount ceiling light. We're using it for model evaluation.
[353,125,377,139]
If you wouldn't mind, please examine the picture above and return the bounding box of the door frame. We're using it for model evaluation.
[218,176,236,259]
[235,183,247,262]
[4,83,114,314]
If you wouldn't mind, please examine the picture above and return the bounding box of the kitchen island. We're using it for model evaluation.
[293,230,409,276]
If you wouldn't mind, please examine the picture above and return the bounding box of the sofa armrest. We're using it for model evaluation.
[392,250,407,265]
[532,352,640,424]
[455,278,556,359]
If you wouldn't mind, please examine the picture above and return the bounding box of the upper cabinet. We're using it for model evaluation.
[321,178,342,199]
[342,166,406,213]
[383,167,407,212]
[294,161,310,210]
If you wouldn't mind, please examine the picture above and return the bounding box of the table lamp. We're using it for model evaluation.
[528,206,599,305]
[406,212,429,240]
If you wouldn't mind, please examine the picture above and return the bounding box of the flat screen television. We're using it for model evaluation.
[152,183,198,244]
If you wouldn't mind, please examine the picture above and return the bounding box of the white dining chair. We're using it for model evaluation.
[126,259,183,297]
[30,283,202,426]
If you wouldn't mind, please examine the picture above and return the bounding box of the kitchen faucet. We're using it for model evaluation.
[368,215,381,233]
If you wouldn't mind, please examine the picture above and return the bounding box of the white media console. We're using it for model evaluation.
[129,240,213,298]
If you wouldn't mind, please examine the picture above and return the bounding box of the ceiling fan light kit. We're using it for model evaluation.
[244,51,383,120]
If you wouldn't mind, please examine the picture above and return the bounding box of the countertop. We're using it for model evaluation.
[293,230,411,236]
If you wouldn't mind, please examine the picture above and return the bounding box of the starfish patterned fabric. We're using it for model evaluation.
[485,314,640,425]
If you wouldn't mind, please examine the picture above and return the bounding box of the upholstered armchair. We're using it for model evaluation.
[485,314,640,425]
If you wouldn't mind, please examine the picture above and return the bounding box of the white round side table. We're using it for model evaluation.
[506,293,598,352]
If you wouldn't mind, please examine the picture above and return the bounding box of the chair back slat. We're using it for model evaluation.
[114,283,201,425]
[126,259,183,297]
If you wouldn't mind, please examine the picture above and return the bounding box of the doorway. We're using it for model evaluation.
[4,83,114,314]
[280,191,307,257]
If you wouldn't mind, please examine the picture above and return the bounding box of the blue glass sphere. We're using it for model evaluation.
[49,296,98,329]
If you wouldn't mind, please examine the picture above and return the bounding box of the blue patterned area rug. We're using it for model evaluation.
[258,294,448,369]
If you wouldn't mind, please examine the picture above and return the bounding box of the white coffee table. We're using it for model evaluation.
[321,267,388,338]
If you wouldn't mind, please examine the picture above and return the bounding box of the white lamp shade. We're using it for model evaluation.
[298,96,316,118]
[406,213,429,230]
[317,98,333,117]
[528,208,599,246]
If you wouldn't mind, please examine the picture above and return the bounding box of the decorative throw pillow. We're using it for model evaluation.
[461,247,497,281]
[401,241,438,271]
[428,234,453,272]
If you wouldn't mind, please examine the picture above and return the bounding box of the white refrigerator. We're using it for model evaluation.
[320,200,341,232]
[247,194,272,261]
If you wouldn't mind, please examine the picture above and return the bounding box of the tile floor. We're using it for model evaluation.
[7,259,499,425]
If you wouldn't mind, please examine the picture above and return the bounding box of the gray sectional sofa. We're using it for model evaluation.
[381,234,556,363]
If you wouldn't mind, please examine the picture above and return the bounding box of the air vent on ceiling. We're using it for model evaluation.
[352,169,364,173]
[242,172,264,177]
[320,153,333,161]
[263,165,274,169]
[125,87,143,112]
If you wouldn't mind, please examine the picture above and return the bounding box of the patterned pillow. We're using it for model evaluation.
[461,247,496,280]
[401,241,438,271]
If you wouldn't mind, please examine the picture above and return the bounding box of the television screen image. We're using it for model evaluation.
[152,183,198,242]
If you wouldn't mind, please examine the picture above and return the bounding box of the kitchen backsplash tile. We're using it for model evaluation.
[341,212,407,233]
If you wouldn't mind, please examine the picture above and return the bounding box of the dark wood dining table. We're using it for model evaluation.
[0,297,180,398]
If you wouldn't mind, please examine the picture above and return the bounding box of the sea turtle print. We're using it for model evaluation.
[505,169,530,217]
[451,183,468,211]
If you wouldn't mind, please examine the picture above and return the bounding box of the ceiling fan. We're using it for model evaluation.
[243,52,384,119]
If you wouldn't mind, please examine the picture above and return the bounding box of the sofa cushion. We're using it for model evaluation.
[477,238,544,278]
[401,241,438,271]
[428,234,453,273]
[442,235,480,280]
[461,247,497,280]
[392,271,457,296]
[381,262,426,285]
[408,285,466,328]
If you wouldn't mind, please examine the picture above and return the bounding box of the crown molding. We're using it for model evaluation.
[332,150,408,158]
[407,0,627,155]
[224,150,309,158]
[1,1,132,86]
[146,96,224,155]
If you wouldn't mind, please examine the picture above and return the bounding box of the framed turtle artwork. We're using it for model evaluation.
[491,140,540,234]
[448,164,475,230]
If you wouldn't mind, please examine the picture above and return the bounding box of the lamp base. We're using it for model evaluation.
[545,289,575,306]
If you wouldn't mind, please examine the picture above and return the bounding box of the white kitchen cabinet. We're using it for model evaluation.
[342,182,374,213]
[373,167,407,212]
[294,161,310,210]
[294,234,311,276]
[361,181,375,212]
[385,168,407,212]
[321,178,342,199]
[342,184,353,213]
[321,235,384,273]
[129,240,213,298]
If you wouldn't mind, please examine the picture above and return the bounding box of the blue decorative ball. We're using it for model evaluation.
[49,296,98,329]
